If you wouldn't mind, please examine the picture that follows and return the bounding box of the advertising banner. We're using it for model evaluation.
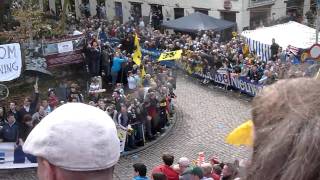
[0,43,22,82]
[57,41,74,53]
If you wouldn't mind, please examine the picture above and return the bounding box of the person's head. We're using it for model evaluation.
[120,104,127,113]
[23,103,120,180]
[98,99,106,109]
[178,157,190,173]
[162,153,174,166]
[92,41,99,49]
[23,114,33,127]
[247,78,320,180]
[212,164,222,175]
[70,83,78,93]
[9,102,16,111]
[49,90,56,98]
[42,100,49,108]
[191,167,204,180]
[24,97,32,107]
[7,112,16,125]
[222,163,238,179]
[38,106,46,117]
[201,163,213,177]
[133,163,147,177]
[272,38,275,44]
[152,172,167,180]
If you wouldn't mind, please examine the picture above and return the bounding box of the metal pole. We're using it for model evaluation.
[316,0,320,43]
[316,9,319,43]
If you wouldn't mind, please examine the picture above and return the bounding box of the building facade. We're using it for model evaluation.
[44,0,312,32]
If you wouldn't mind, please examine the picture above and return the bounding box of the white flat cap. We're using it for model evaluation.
[23,103,120,171]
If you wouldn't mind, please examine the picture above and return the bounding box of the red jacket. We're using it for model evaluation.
[152,164,179,180]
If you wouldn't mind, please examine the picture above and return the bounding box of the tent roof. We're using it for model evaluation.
[241,21,318,49]
[162,12,236,32]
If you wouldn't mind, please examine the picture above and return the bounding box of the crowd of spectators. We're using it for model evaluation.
[76,15,314,97]
[132,153,245,180]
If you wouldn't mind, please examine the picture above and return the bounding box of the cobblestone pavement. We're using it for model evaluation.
[0,74,251,180]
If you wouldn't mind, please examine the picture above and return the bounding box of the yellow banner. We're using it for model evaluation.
[158,50,183,61]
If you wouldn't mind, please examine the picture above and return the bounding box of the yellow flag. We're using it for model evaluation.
[133,33,142,66]
[158,50,183,61]
[141,65,146,78]
[225,120,253,147]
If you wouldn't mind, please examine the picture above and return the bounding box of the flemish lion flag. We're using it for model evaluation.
[132,33,146,77]
[133,33,142,66]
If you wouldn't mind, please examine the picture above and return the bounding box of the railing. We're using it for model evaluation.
[248,0,275,8]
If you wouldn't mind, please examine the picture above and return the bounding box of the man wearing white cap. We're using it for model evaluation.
[23,103,120,180]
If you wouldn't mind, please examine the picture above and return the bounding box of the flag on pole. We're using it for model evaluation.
[133,33,142,66]
[132,33,146,77]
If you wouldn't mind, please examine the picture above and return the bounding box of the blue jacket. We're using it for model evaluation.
[1,122,19,142]
[111,57,127,73]
[133,176,150,180]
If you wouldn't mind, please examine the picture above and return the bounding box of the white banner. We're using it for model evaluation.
[0,43,22,82]
[57,41,73,53]
[0,143,38,169]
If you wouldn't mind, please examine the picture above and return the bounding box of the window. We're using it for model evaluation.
[194,8,208,15]
[114,2,123,23]
[174,8,184,19]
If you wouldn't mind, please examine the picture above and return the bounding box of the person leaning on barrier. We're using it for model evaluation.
[23,103,120,180]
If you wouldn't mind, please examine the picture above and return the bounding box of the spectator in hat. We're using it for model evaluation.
[152,153,179,180]
[23,103,120,180]
[133,163,150,180]
[190,167,204,180]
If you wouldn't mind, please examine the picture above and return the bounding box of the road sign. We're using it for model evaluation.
[0,84,9,100]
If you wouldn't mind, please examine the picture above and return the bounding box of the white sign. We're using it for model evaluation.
[0,43,22,82]
[57,41,74,53]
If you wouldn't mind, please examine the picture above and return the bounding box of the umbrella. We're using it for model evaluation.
[225,120,253,147]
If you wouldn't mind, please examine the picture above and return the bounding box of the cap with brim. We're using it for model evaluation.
[23,103,120,171]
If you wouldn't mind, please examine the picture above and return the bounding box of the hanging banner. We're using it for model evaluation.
[117,128,127,153]
[158,50,183,61]
[57,41,74,53]
[0,43,22,82]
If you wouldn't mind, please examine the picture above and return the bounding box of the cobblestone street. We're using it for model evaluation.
[114,74,251,179]
[1,74,251,180]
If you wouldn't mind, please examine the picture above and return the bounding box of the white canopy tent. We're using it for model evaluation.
[241,21,318,61]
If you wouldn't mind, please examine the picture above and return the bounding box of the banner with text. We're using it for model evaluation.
[0,43,22,82]
[193,69,263,96]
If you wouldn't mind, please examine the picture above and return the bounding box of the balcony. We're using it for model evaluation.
[248,0,275,8]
